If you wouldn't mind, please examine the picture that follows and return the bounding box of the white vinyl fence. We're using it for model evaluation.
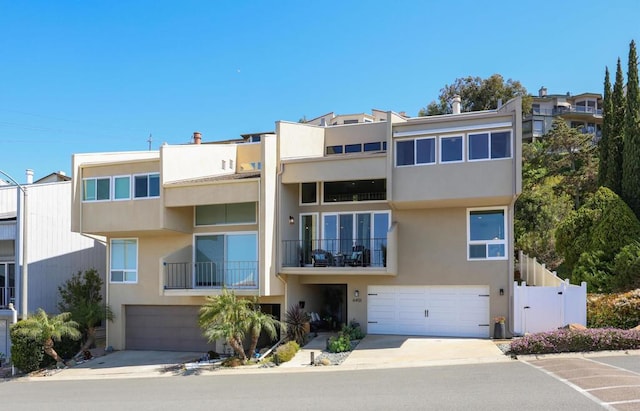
[513,252,587,335]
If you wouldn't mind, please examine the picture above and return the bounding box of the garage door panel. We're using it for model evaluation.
[126,305,213,352]
[368,286,490,338]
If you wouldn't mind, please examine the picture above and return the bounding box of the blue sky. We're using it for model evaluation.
[1,1,639,183]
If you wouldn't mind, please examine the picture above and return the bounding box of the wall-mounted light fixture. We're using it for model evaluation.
[298,300,305,309]
[499,288,504,296]
[289,216,295,225]
[354,290,360,298]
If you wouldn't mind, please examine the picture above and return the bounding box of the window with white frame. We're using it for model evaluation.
[468,131,511,161]
[440,135,463,163]
[322,211,389,266]
[113,176,131,200]
[134,173,160,199]
[395,137,436,166]
[467,208,507,260]
[110,239,137,282]
[83,177,110,201]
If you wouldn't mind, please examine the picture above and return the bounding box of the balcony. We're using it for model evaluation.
[164,261,258,290]
[530,107,602,116]
[282,238,387,269]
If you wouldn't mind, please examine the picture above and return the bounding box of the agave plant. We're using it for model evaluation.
[284,304,310,346]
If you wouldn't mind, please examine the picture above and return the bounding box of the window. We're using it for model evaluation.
[110,239,137,282]
[467,208,507,260]
[364,142,381,152]
[326,145,343,155]
[300,183,317,205]
[345,144,362,153]
[468,131,511,161]
[196,202,256,225]
[440,136,463,163]
[83,177,110,201]
[322,211,389,267]
[343,119,358,124]
[396,140,415,166]
[323,179,386,202]
[533,120,544,136]
[416,138,436,164]
[113,176,131,200]
[195,233,258,287]
[134,173,160,199]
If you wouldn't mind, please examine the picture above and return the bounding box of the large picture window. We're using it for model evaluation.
[323,179,386,202]
[467,208,507,260]
[110,239,137,282]
[195,233,258,288]
[113,176,131,200]
[440,136,463,163]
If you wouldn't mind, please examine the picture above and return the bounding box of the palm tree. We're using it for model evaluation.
[246,308,280,360]
[72,301,114,357]
[198,289,252,363]
[13,308,81,364]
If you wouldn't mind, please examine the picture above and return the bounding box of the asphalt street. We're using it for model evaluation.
[0,361,613,411]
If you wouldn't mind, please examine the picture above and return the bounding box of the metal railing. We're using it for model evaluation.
[164,261,258,289]
[531,107,602,116]
[282,238,387,268]
[323,192,386,202]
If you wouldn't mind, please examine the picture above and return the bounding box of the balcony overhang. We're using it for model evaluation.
[164,178,260,207]
[279,266,395,276]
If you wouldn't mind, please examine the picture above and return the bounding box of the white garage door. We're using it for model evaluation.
[367,286,490,338]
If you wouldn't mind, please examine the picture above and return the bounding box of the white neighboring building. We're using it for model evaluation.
[0,170,106,359]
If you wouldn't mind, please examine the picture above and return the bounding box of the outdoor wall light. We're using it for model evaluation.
[354,290,360,298]
[499,288,504,296]
[289,216,295,224]
[299,300,305,309]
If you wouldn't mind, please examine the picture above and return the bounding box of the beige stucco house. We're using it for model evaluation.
[71,97,522,351]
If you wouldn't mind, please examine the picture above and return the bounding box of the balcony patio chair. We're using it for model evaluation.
[345,245,370,267]
[312,249,334,267]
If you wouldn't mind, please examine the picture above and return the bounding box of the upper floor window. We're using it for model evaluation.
[327,142,386,156]
[440,136,463,163]
[195,202,257,226]
[113,176,131,200]
[323,179,386,202]
[134,173,160,199]
[468,131,511,161]
[110,238,137,283]
[300,183,318,205]
[395,138,436,166]
[83,177,110,201]
[467,208,507,260]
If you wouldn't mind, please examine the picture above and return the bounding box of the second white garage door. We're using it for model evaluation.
[367,285,490,338]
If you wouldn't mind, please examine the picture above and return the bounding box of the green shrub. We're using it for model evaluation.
[587,289,640,329]
[341,323,365,340]
[573,251,614,292]
[327,334,351,353]
[612,242,640,292]
[509,328,640,355]
[39,335,82,368]
[556,187,640,277]
[10,322,44,373]
[275,341,299,363]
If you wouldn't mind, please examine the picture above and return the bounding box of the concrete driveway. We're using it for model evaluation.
[25,335,510,381]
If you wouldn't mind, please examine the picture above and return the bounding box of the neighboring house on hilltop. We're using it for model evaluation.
[0,170,106,358]
[522,86,603,142]
[71,97,522,352]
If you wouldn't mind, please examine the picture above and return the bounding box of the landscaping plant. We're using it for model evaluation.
[587,289,640,329]
[508,328,640,355]
[327,334,351,353]
[275,341,299,363]
[284,304,310,346]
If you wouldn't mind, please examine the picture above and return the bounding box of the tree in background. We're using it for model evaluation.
[418,74,531,116]
[545,119,599,210]
[607,58,626,195]
[58,269,113,356]
[622,40,640,218]
[555,187,640,292]
[597,67,612,188]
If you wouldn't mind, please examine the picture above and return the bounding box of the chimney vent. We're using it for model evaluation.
[452,95,462,114]
[193,131,202,145]
[539,86,547,97]
[26,169,34,184]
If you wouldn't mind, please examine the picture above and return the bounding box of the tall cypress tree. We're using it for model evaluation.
[609,58,626,195]
[622,40,640,217]
[598,67,612,188]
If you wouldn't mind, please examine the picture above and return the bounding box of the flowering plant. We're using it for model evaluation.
[495,316,505,324]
